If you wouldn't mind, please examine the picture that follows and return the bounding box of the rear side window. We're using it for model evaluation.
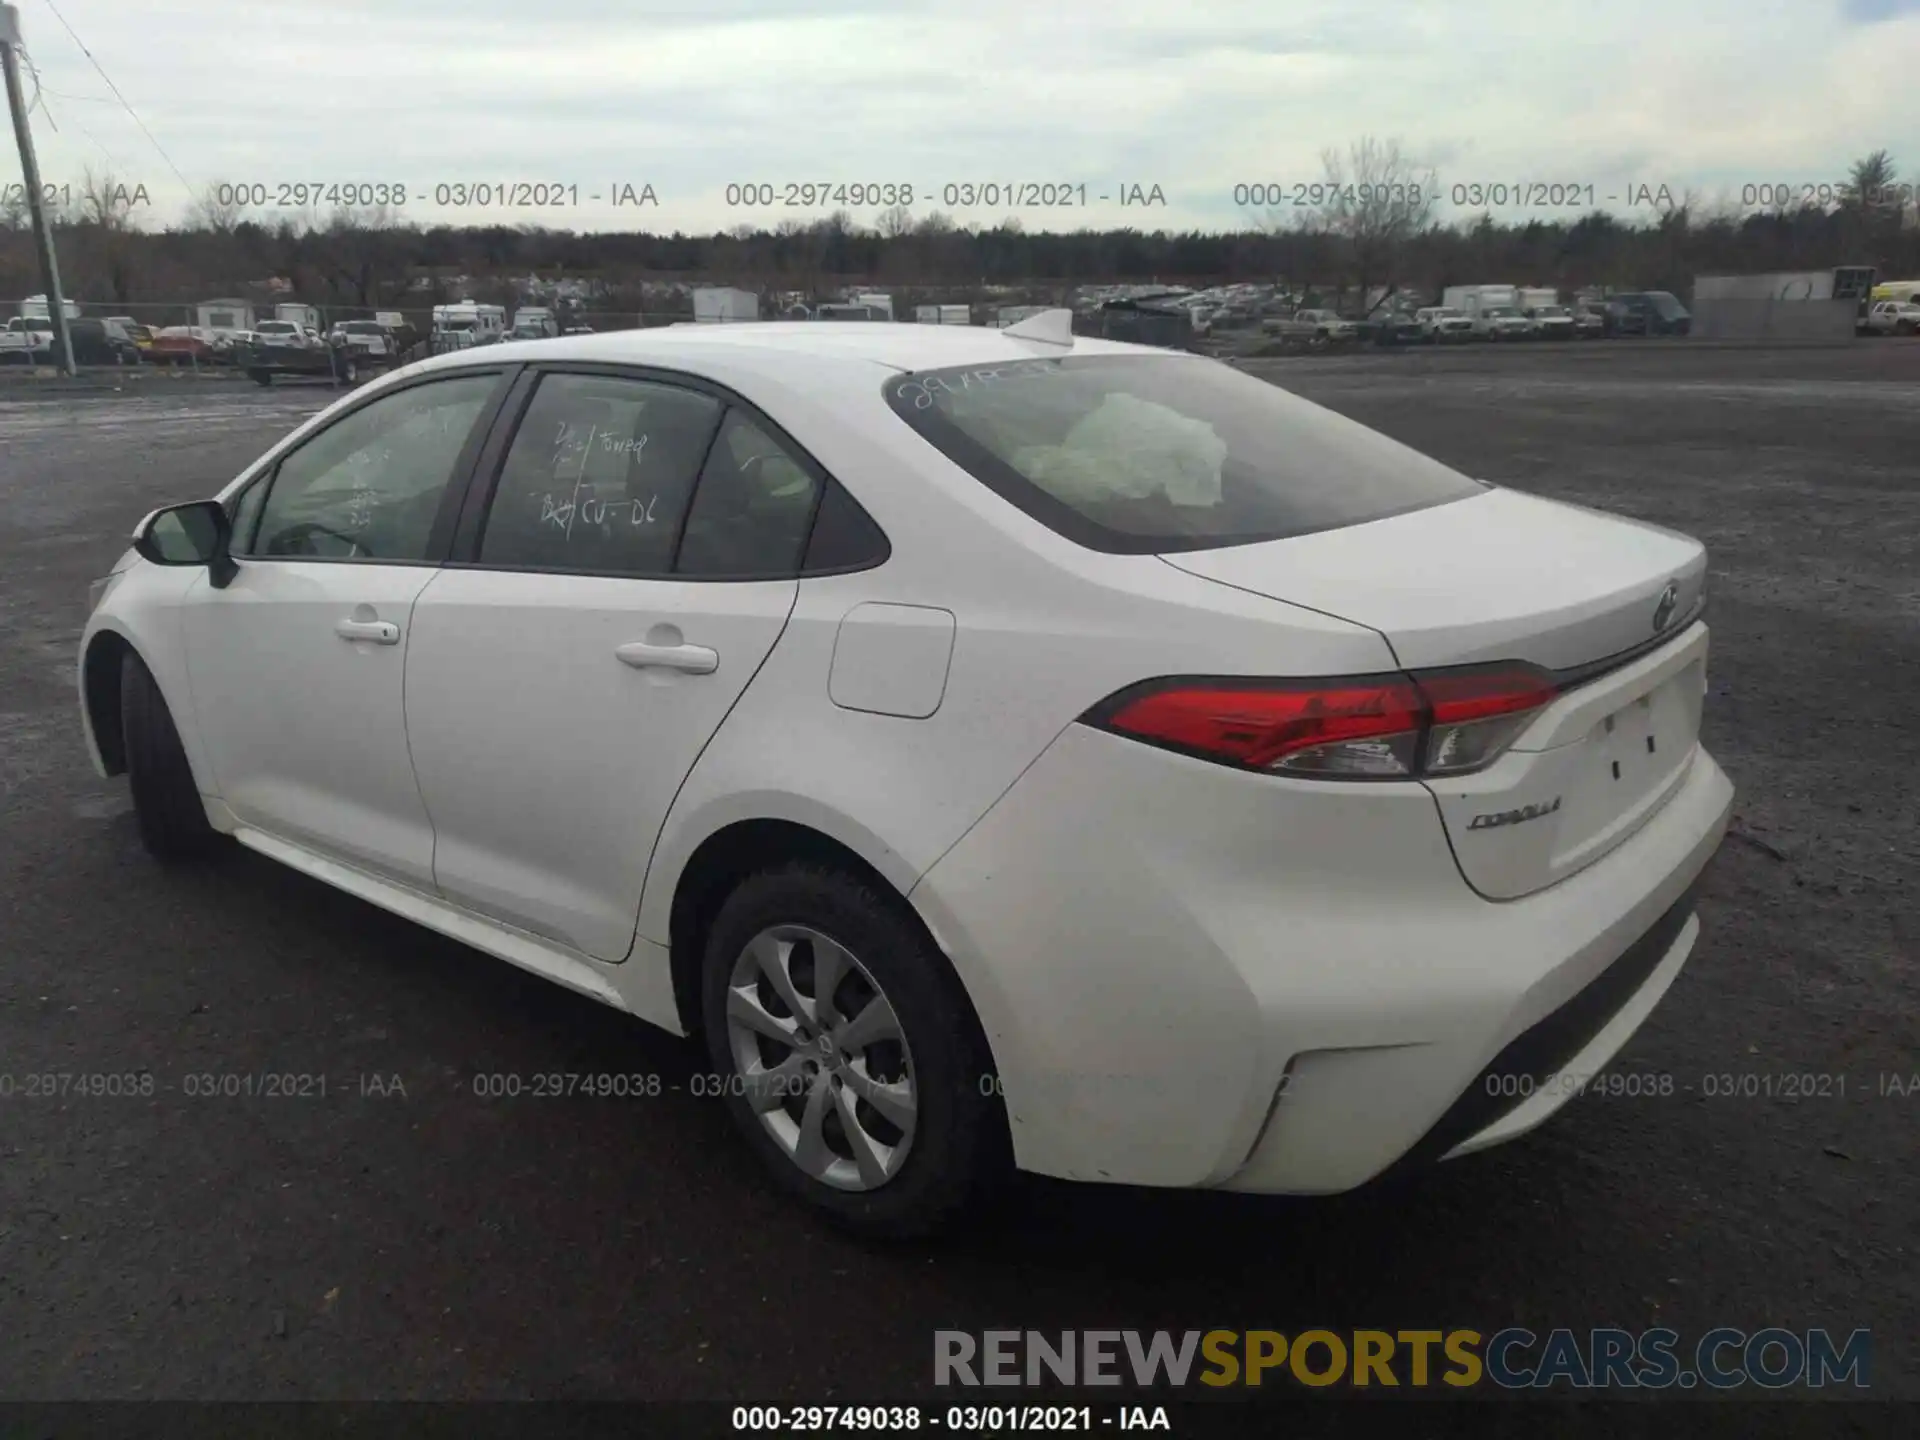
[802,479,889,572]
[675,410,821,577]
[478,373,723,574]
[884,356,1484,553]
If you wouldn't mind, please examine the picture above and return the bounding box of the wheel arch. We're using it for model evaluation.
[659,814,1001,1085]
[81,627,135,775]
[80,615,215,798]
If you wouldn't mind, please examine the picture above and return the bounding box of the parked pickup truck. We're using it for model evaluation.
[235,329,367,386]
[1415,306,1474,342]
[1264,308,1358,347]
[1859,301,1920,336]
[1526,304,1577,340]
[1472,305,1534,341]
[0,314,53,361]
[328,319,398,358]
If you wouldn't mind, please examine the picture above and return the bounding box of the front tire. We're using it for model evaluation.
[701,863,1007,1238]
[120,653,218,862]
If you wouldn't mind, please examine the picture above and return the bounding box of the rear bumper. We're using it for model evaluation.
[911,727,1733,1193]
[1374,875,1702,1177]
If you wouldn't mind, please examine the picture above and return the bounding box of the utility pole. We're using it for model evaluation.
[1,2,76,375]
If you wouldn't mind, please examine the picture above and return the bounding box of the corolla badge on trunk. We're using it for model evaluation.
[1653,582,1681,633]
[1468,797,1563,830]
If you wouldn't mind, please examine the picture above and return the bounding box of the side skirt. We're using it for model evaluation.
[227,823,685,1032]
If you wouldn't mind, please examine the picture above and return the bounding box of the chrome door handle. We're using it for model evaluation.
[336,618,400,645]
[616,640,718,674]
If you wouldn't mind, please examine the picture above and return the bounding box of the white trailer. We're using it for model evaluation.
[692,287,759,323]
[1441,284,1519,317]
[1516,287,1560,312]
[508,306,558,338]
[915,304,971,324]
[850,291,894,320]
[433,302,506,346]
[20,293,81,320]
[275,302,322,331]
[195,299,256,334]
[814,303,887,321]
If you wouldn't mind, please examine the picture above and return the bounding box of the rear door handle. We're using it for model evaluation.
[336,618,400,645]
[616,641,718,674]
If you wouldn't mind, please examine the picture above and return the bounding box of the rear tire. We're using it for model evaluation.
[120,653,219,863]
[700,863,1008,1238]
[250,369,272,386]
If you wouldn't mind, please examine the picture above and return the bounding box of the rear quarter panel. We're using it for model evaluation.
[633,373,1399,986]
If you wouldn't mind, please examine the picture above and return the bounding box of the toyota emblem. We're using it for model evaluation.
[1652,582,1680,633]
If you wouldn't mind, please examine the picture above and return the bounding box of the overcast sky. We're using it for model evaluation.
[9,0,1920,233]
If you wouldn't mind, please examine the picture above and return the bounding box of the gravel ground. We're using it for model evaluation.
[0,345,1913,1415]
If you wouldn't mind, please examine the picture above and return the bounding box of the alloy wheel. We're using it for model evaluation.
[725,925,917,1191]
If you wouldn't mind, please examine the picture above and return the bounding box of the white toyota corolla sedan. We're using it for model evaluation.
[78,313,1733,1235]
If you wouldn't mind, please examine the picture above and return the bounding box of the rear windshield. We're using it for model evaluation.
[884,355,1485,553]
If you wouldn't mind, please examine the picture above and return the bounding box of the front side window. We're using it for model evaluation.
[244,373,498,561]
[885,355,1484,554]
[477,372,723,573]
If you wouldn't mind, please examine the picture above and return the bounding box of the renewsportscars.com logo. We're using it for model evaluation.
[934,1328,1871,1390]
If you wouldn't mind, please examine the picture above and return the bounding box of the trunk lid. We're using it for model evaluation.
[1161,488,1705,671]
[1162,487,1711,897]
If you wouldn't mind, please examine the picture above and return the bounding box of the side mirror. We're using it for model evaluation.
[132,500,238,588]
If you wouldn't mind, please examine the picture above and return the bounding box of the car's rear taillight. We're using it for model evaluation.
[1083,662,1559,780]
[1416,663,1559,775]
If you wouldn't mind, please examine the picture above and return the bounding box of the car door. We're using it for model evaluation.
[179,369,510,888]
[402,367,823,961]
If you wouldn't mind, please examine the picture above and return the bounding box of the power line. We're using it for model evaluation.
[38,0,189,190]
[18,46,138,184]
[41,85,118,104]
[17,42,56,131]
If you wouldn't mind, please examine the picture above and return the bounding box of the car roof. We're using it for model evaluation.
[405,320,1162,387]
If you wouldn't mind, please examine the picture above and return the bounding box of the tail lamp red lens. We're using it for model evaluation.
[1083,663,1559,779]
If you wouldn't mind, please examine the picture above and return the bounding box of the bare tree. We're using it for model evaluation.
[875,203,914,239]
[80,167,143,231]
[318,206,409,307]
[186,183,243,234]
[1312,136,1437,312]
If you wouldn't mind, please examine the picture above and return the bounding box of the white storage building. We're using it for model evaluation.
[692,287,759,323]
